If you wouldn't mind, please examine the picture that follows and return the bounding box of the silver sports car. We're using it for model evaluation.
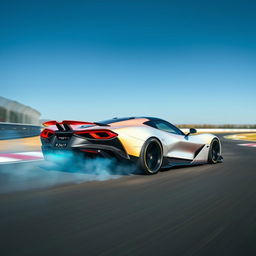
[41,117,223,174]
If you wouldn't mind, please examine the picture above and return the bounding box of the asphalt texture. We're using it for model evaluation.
[0,134,256,256]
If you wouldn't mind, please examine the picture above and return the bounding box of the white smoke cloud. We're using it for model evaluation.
[0,152,137,194]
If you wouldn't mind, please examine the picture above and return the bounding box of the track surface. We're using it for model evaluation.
[1,135,256,256]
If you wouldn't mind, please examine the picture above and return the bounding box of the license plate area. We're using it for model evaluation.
[55,132,73,140]
[54,132,73,148]
[55,142,68,148]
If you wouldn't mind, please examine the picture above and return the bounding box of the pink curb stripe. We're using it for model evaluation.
[0,152,44,163]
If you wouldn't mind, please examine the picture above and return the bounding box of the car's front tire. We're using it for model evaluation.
[208,138,221,164]
[138,138,163,174]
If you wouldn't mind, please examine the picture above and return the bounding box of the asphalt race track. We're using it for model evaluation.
[0,134,256,256]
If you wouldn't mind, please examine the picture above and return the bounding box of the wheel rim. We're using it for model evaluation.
[145,141,162,173]
[212,140,220,162]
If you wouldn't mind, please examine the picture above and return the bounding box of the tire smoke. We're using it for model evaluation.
[0,151,136,194]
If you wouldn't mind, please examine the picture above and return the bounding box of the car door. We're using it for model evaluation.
[152,120,205,164]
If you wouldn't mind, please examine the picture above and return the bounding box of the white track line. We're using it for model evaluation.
[0,159,44,165]
[238,143,256,147]
[15,152,43,157]
[0,157,20,163]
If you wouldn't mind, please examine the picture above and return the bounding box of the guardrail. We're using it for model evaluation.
[0,122,41,140]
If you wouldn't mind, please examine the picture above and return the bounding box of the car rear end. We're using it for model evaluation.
[40,120,129,161]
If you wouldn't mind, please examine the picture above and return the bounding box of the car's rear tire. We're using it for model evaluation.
[138,138,163,174]
[208,138,221,164]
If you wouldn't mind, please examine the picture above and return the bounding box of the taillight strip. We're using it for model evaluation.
[40,129,55,138]
[74,130,117,140]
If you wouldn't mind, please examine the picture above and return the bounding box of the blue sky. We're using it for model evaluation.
[0,0,255,124]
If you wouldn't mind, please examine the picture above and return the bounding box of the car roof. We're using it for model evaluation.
[98,116,163,125]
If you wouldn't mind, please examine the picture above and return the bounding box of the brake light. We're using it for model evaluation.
[74,130,118,140]
[80,149,99,154]
[40,129,55,138]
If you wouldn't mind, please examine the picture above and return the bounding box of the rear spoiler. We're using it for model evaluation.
[43,120,95,126]
[43,120,109,131]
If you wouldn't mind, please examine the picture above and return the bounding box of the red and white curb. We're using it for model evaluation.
[0,152,44,164]
[238,143,256,148]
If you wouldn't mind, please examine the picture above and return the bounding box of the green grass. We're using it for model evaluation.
[225,133,256,142]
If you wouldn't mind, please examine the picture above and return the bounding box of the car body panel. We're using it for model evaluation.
[41,117,221,168]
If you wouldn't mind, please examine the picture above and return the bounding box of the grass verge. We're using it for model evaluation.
[225,133,256,142]
[0,136,41,153]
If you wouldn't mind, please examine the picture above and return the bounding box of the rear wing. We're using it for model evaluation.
[43,120,109,131]
[43,120,96,126]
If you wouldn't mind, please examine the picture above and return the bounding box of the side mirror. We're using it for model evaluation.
[185,128,197,136]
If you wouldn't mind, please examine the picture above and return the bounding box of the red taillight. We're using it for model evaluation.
[74,130,118,140]
[40,129,55,138]
[80,149,99,154]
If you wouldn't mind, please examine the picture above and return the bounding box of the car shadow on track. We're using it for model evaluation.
[39,158,211,177]
[160,163,205,173]
[38,159,137,177]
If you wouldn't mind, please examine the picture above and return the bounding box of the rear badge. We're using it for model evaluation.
[57,136,69,140]
[55,142,67,148]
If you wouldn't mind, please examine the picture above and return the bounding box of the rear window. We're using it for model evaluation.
[79,117,135,128]
[98,117,135,125]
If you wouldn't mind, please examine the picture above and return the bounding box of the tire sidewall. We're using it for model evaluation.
[138,137,163,174]
[208,138,220,164]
